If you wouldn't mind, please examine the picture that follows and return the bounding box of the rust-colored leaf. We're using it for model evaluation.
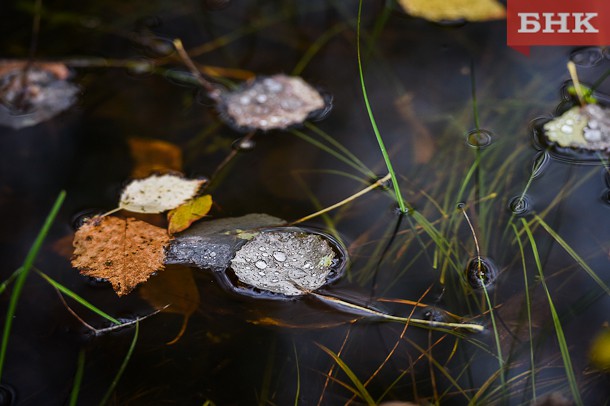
[128,137,183,179]
[167,194,213,235]
[139,265,200,345]
[71,216,170,296]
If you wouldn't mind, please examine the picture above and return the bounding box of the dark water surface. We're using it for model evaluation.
[1,1,610,405]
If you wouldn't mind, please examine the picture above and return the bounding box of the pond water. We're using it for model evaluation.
[1,0,610,405]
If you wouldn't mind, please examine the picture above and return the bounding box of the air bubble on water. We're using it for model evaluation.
[465,129,493,148]
[255,260,267,269]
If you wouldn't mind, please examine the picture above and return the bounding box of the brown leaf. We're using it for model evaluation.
[139,265,200,344]
[71,216,170,296]
[167,194,213,235]
[128,137,183,179]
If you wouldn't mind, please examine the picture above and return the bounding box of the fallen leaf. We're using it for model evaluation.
[140,265,199,345]
[119,174,205,213]
[397,0,505,22]
[128,137,183,179]
[72,216,170,296]
[167,194,213,235]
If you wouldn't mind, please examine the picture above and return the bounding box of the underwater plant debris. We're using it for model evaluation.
[544,104,610,151]
[72,216,170,296]
[218,74,327,131]
[230,231,335,296]
[0,63,78,129]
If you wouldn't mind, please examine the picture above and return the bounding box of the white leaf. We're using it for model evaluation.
[119,174,205,213]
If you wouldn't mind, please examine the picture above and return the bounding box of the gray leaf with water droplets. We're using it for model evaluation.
[230,231,335,296]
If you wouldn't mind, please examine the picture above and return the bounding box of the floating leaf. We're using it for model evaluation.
[72,216,170,296]
[0,62,79,129]
[128,137,183,179]
[544,104,610,151]
[140,265,199,344]
[217,74,329,132]
[119,174,205,213]
[397,0,505,22]
[167,194,213,235]
[230,231,336,296]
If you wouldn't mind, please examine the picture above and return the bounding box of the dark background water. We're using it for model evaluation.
[1,0,610,404]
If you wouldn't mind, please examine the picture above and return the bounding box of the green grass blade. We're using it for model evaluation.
[0,267,23,295]
[511,223,536,402]
[535,214,610,296]
[356,0,407,213]
[521,219,583,406]
[69,350,86,406]
[99,321,139,406]
[36,270,121,325]
[479,280,506,396]
[0,190,65,381]
[317,343,376,406]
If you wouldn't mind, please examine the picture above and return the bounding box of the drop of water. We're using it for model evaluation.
[255,260,267,269]
[232,137,256,152]
[273,251,286,262]
[209,252,217,257]
[560,124,573,134]
[466,129,493,148]
[258,271,266,276]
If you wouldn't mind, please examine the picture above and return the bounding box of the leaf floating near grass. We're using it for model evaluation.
[544,104,610,151]
[72,216,170,296]
[119,174,205,213]
[397,0,505,22]
[0,62,79,129]
[217,74,329,132]
[230,231,337,296]
[167,194,213,235]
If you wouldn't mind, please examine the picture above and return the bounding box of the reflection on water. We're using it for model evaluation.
[1,0,610,404]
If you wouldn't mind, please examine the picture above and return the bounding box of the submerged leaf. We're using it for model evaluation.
[589,327,610,371]
[72,216,170,296]
[167,195,213,235]
[397,0,505,22]
[119,174,205,213]
[128,137,183,179]
[0,62,79,129]
[140,265,199,344]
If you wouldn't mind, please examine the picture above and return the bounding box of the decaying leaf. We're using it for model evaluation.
[217,74,328,132]
[119,174,205,213]
[397,0,505,22]
[544,104,610,151]
[140,265,199,344]
[230,231,336,296]
[128,137,183,179]
[0,62,79,129]
[167,194,213,235]
[72,216,170,296]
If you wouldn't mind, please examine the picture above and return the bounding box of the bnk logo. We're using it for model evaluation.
[507,0,610,55]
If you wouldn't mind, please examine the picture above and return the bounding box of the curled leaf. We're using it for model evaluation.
[119,174,205,213]
[71,216,170,296]
[167,194,213,235]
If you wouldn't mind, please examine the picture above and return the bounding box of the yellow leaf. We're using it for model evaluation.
[127,137,183,179]
[397,0,505,22]
[167,194,213,235]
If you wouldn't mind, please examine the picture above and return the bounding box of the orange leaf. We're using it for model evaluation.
[71,216,170,296]
[167,195,213,235]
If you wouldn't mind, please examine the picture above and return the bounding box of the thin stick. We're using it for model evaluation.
[290,173,391,225]
[567,61,585,107]
[460,205,481,260]
[172,39,221,98]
